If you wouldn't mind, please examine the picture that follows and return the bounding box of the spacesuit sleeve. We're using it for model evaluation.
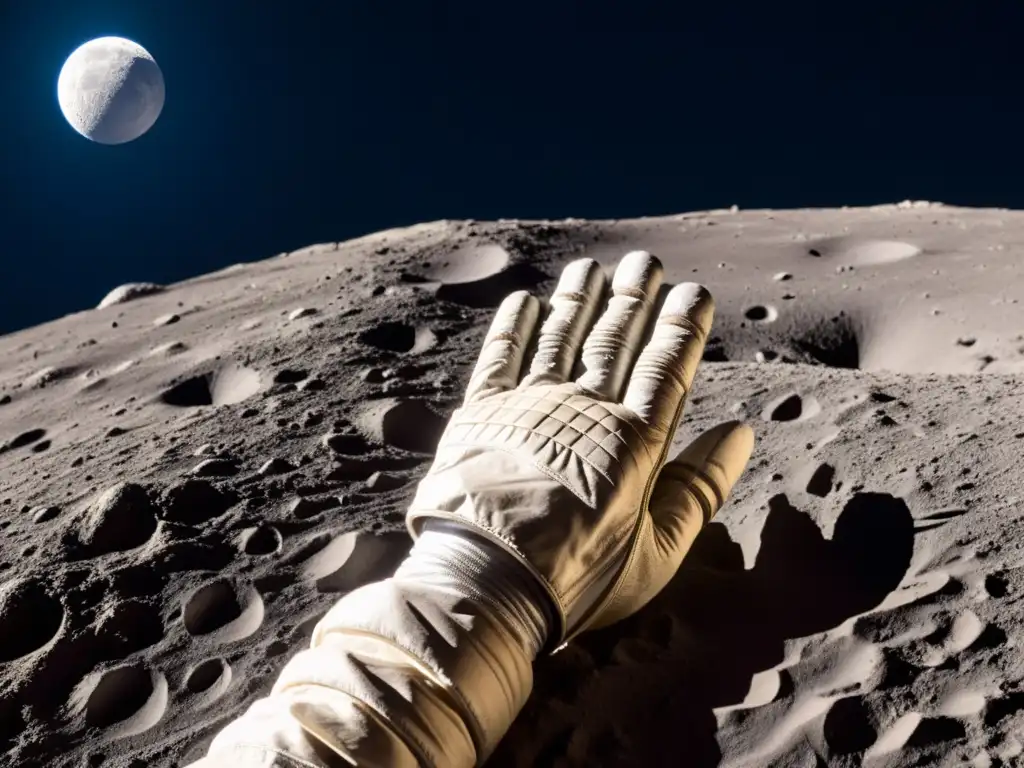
[185,527,552,768]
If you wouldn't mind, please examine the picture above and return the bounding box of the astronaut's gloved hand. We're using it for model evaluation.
[408,250,754,646]
[186,251,754,768]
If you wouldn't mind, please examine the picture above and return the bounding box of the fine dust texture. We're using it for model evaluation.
[1,203,1023,766]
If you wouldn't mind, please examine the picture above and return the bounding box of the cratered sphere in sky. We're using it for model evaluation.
[57,37,165,145]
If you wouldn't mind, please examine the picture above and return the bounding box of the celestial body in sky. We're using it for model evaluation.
[57,36,165,145]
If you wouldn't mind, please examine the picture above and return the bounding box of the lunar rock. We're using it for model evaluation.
[3,205,1024,766]
[97,282,165,309]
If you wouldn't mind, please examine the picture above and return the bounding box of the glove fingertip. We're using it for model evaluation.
[660,420,755,520]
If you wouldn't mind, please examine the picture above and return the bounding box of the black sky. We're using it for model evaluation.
[1,1,1021,335]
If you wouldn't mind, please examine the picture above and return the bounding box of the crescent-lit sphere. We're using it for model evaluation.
[57,36,165,145]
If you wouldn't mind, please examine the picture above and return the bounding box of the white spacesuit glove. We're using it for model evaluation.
[187,250,753,768]
[408,251,754,644]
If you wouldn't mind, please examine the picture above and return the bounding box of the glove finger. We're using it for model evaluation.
[521,258,606,387]
[463,290,540,404]
[576,251,664,401]
[648,420,754,559]
[622,282,713,430]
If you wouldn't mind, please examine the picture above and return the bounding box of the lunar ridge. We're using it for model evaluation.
[3,203,1024,766]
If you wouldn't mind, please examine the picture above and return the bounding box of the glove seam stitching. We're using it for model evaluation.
[448,422,622,487]
[558,523,635,604]
[460,388,658,469]
[435,438,608,510]
[570,382,688,638]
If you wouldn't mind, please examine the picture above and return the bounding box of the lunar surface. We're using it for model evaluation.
[2,203,1024,767]
[57,37,165,145]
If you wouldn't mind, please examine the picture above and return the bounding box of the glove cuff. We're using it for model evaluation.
[397,520,555,659]
[294,524,553,765]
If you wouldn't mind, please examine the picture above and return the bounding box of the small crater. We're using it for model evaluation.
[769,395,802,421]
[807,238,921,266]
[410,243,510,285]
[847,240,921,266]
[438,262,548,308]
[984,573,1009,598]
[160,364,262,407]
[289,495,340,520]
[154,539,235,574]
[763,393,820,422]
[380,400,447,454]
[273,369,308,385]
[0,579,65,661]
[71,664,168,735]
[185,658,231,701]
[806,463,836,497]
[793,314,861,369]
[258,457,294,476]
[359,322,437,355]
[323,433,371,456]
[6,428,46,450]
[823,696,876,755]
[403,244,549,308]
[302,531,410,594]
[161,479,239,525]
[744,305,778,323]
[182,579,264,641]
[240,526,283,556]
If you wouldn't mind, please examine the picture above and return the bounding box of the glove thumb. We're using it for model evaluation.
[648,420,754,563]
[587,420,754,631]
